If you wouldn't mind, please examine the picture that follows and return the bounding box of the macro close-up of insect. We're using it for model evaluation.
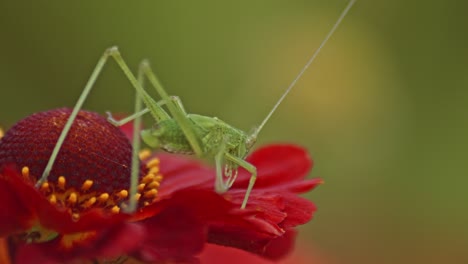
[36,1,356,212]
[2,0,467,263]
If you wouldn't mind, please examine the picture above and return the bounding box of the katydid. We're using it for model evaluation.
[37,0,356,212]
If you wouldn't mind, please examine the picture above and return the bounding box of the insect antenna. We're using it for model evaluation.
[251,0,356,140]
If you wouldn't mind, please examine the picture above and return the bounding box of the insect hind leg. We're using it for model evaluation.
[139,62,204,157]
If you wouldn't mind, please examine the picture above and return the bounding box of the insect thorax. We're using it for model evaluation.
[141,114,251,158]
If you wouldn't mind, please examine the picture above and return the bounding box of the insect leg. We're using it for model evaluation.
[106,48,171,123]
[37,48,132,187]
[107,96,184,127]
[214,146,226,193]
[107,108,150,127]
[214,141,235,193]
[139,61,204,157]
[126,62,146,212]
[115,63,187,212]
[117,62,188,212]
[224,153,257,209]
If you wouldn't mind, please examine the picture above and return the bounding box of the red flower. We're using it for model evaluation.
[199,243,334,264]
[0,108,321,263]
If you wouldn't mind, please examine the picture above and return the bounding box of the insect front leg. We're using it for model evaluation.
[38,48,127,187]
[214,147,226,193]
[224,153,257,209]
[214,142,233,193]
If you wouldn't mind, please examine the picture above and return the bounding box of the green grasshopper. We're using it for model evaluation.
[37,0,356,212]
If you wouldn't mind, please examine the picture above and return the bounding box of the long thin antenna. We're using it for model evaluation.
[252,0,356,138]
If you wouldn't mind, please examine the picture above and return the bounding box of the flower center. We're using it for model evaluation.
[0,109,163,219]
[21,157,162,220]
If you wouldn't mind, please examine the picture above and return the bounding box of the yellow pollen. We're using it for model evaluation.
[144,201,150,206]
[146,158,160,169]
[57,176,66,189]
[111,205,120,214]
[134,193,141,201]
[138,183,146,192]
[21,166,30,178]
[81,180,93,191]
[142,174,155,184]
[84,197,97,208]
[139,149,151,160]
[149,167,159,175]
[144,189,158,198]
[68,192,78,204]
[49,194,57,204]
[117,190,128,199]
[40,182,50,191]
[72,213,80,221]
[98,193,109,203]
[0,127,4,139]
[147,181,160,189]
[155,175,163,182]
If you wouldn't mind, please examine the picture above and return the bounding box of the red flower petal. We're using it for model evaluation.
[0,166,37,236]
[156,154,214,197]
[135,190,240,263]
[234,144,314,190]
[150,144,320,260]
[135,206,205,263]
[200,238,331,264]
[0,165,131,237]
[14,222,145,263]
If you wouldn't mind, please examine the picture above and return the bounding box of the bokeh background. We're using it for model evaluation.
[1,1,467,263]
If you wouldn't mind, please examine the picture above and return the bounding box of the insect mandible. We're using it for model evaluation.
[36,0,356,212]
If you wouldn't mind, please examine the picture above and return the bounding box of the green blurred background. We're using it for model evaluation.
[1,1,467,263]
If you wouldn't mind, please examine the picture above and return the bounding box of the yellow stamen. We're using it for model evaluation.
[146,158,160,169]
[83,197,97,208]
[155,175,163,182]
[49,194,57,204]
[111,205,120,214]
[138,183,146,192]
[40,182,50,191]
[0,128,4,139]
[57,176,66,189]
[98,193,109,203]
[81,180,93,191]
[139,149,151,160]
[21,166,29,178]
[68,192,78,204]
[147,181,160,189]
[134,193,141,201]
[117,190,128,199]
[142,174,155,184]
[144,189,158,198]
[72,213,80,221]
[148,167,159,175]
